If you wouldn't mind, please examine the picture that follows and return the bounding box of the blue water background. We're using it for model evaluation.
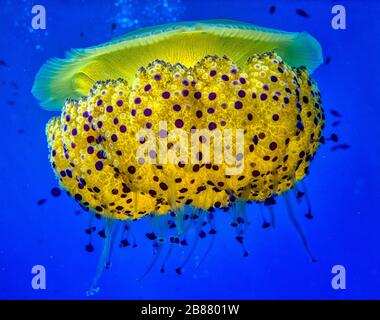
[0,0,379,299]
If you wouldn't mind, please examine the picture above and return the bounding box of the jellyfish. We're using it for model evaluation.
[32,20,325,294]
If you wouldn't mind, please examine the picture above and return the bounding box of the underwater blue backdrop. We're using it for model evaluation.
[0,0,379,299]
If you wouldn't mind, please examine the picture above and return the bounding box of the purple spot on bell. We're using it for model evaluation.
[144,108,152,116]
[234,101,243,109]
[194,91,202,99]
[175,119,184,128]
[208,122,217,130]
[95,161,103,171]
[208,92,217,100]
[162,91,170,99]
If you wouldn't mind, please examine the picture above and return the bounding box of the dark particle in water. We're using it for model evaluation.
[199,230,206,238]
[169,221,176,229]
[236,235,244,244]
[331,144,350,151]
[0,60,7,66]
[296,191,305,199]
[80,32,84,38]
[37,198,47,205]
[262,221,271,228]
[145,232,157,240]
[269,5,276,14]
[305,213,313,219]
[7,101,15,106]
[330,133,339,143]
[9,81,19,89]
[85,243,94,252]
[296,9,310,17]
[50,187,61,197]
[17,129,24,134]
[332,120,340,127]
[120,239,130,247]
[325,56,331,65]
[112,22,117,31]
[330,109,341,118]
[175,267,182,275]
[85,227,96,235]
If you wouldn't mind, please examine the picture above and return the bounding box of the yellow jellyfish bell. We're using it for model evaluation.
[33,20,325,292]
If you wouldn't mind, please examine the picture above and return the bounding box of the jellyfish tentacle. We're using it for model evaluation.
[176,209,206,274]
[137,241,164,283]
[301,181,313,219]
[196,212,217,269]
[105,221,122,269]
[160,244,174,274]
[284,193,316,262]
[86,217,116,296]
[138,213,169,281]
[268,205,276,229]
